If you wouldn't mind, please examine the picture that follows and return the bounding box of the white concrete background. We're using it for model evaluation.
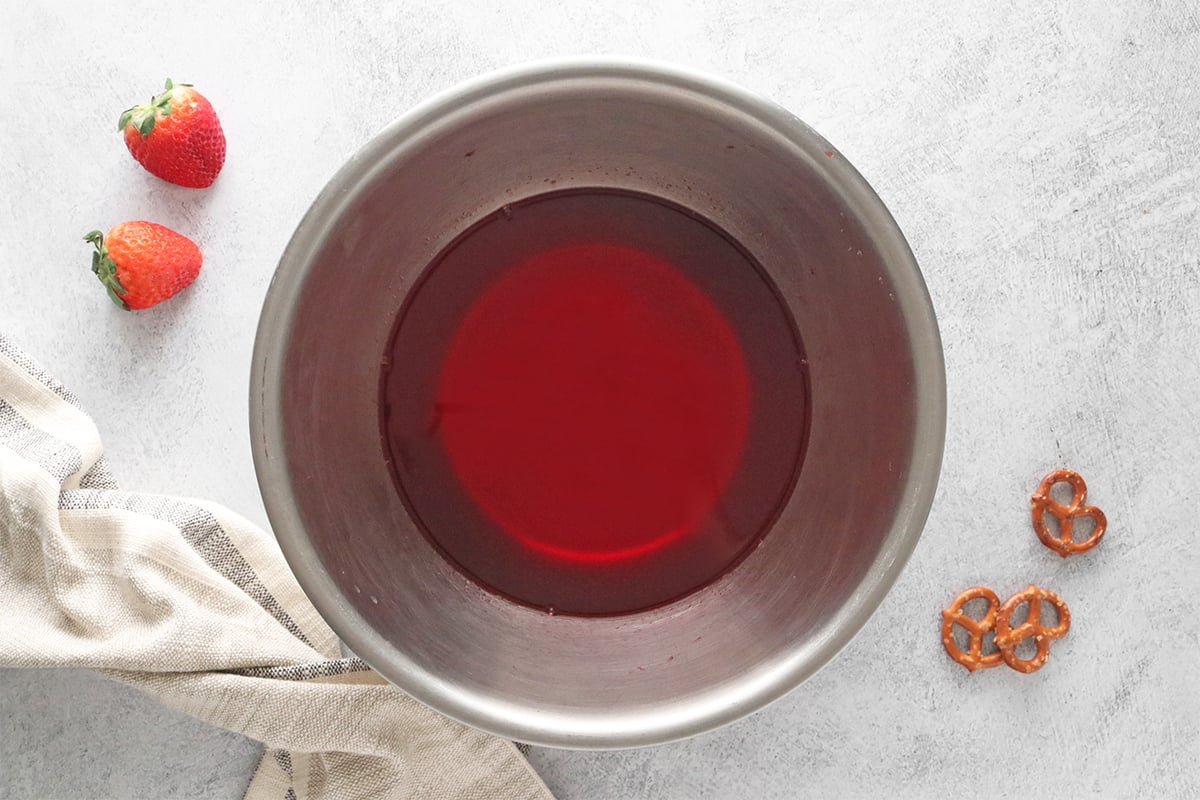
[2,1,1198,797]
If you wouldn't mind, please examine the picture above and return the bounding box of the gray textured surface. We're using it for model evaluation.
[1,1,1197,798]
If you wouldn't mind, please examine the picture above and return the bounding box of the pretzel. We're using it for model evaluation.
[994,585,1071,674]
[1031,469,1107,557]
[941,586,1003,672]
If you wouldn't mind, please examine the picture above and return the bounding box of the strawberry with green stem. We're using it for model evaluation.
[85,222,202,310]
[120,78,226,188]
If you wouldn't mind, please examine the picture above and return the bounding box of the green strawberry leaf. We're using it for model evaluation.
[117,78,187,136]
[106,285,131,311]
[85,229,131,310]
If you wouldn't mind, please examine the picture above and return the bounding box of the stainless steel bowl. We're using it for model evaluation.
[250,58,945,748]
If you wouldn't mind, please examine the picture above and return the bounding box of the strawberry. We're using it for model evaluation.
[119,78,226,188]
[85,222,202,310]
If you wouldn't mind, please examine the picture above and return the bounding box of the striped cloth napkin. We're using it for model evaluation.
[0,334,554,800]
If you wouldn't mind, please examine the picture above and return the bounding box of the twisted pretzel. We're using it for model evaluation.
[941,587,1003,672]
[1031,469,1107,557]
[994,585,1071,674]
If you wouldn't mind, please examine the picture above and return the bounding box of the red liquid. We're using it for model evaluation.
[382,190,808,615]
